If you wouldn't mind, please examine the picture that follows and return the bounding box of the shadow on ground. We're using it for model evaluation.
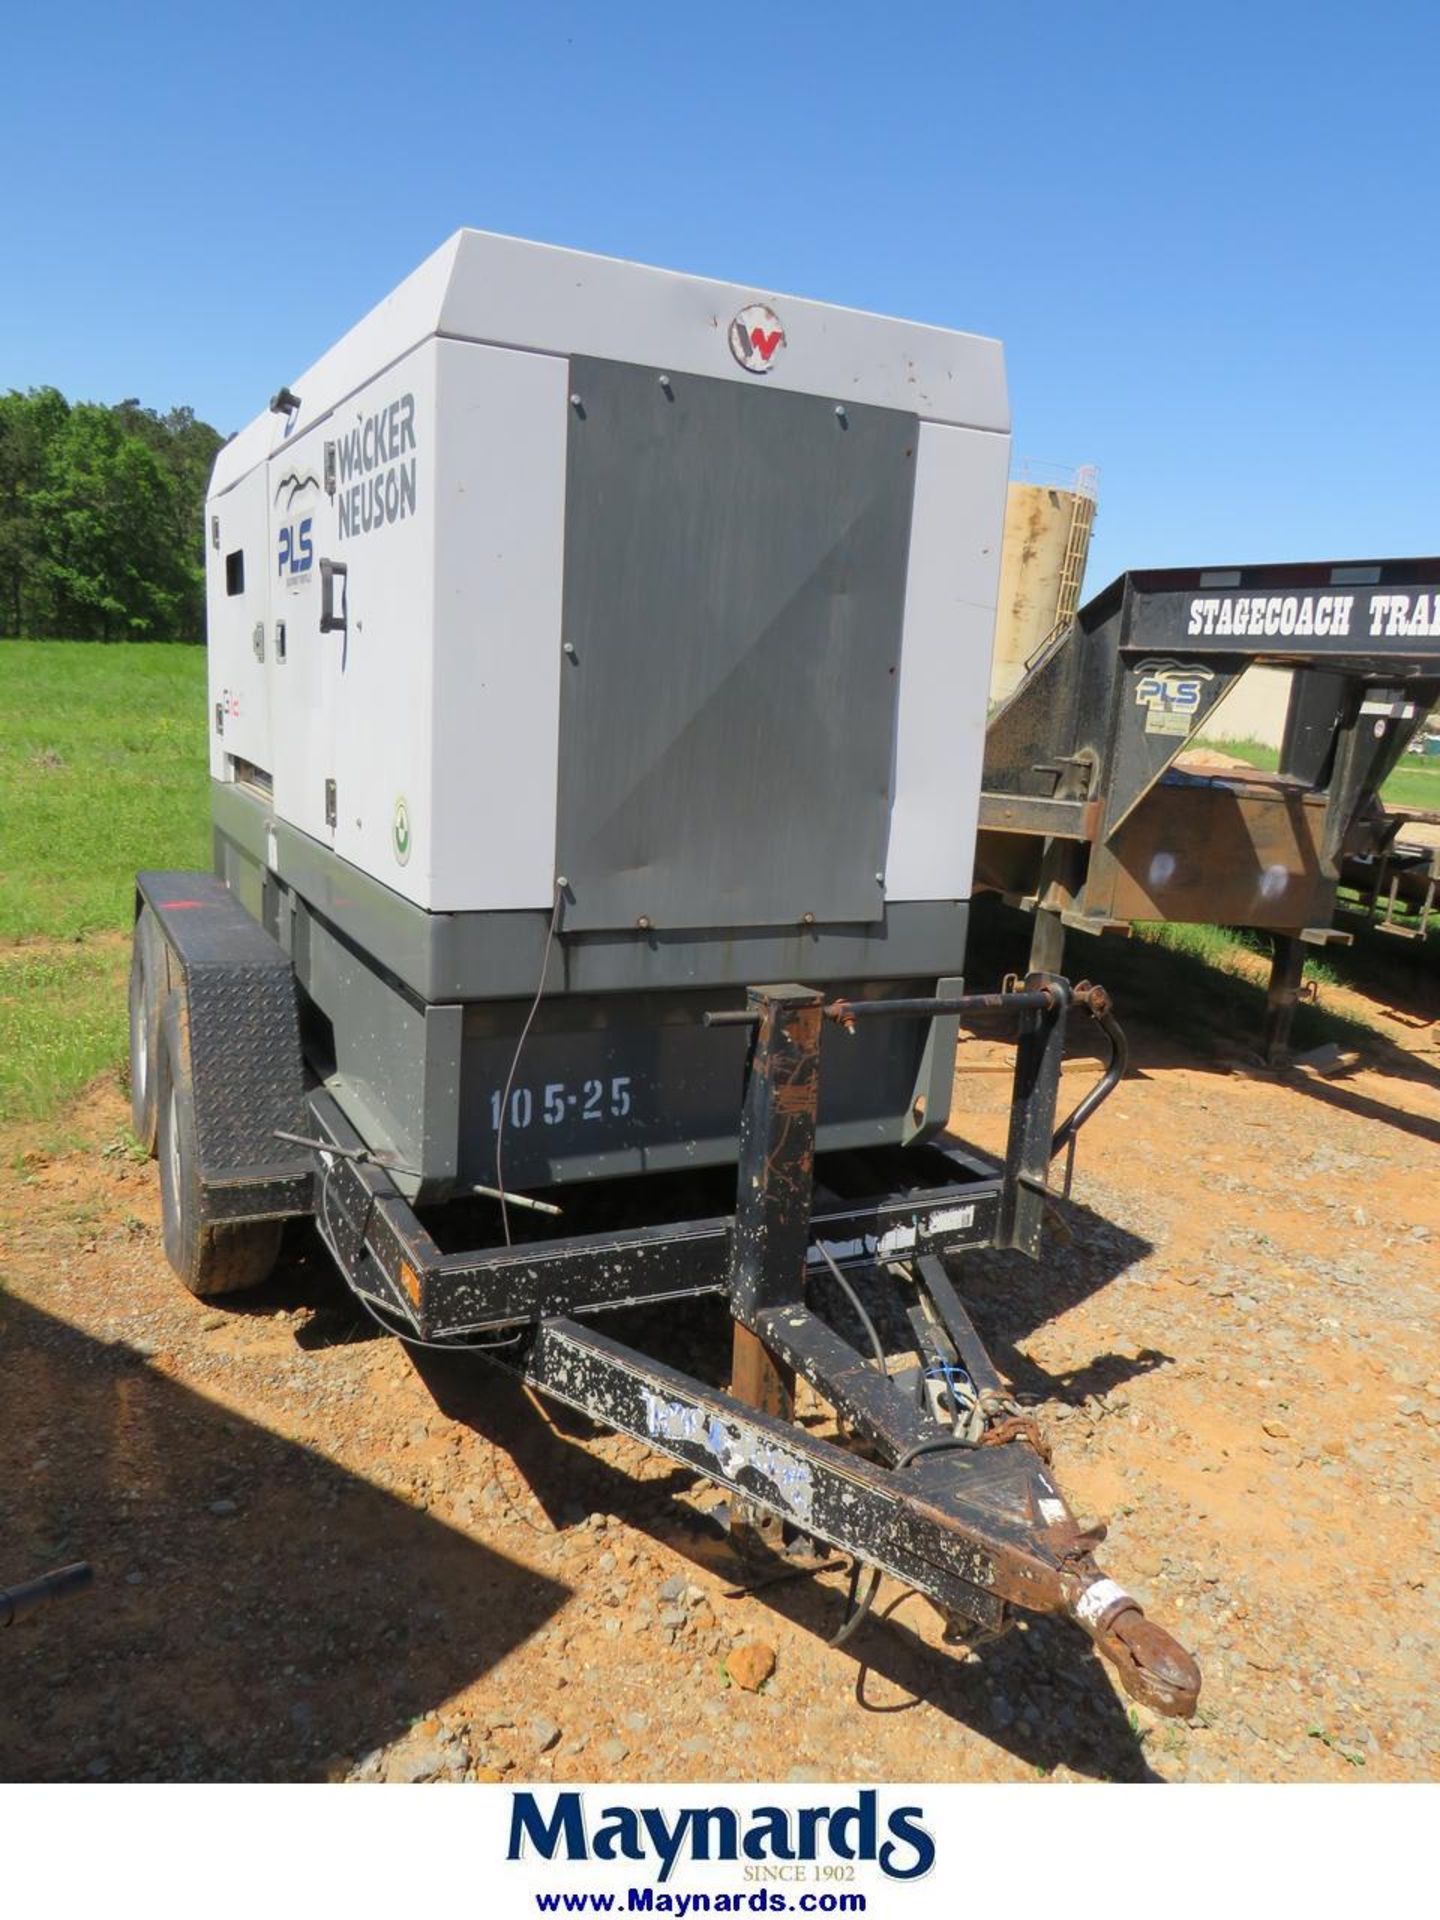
[927,1194,1166,1403]
[5,1065,1173,1787]
[0,1292,569,1782]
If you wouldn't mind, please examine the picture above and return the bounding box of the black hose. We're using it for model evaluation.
[1,1562,93,1629]
[894,1435,978,1468]
[344,1266,527,1354]
[815,1243,888,1376]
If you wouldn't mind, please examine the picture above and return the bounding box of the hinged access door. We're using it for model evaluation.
[555,358,918,931]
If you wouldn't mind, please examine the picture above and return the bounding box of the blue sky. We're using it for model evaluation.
[3,0,1436,589]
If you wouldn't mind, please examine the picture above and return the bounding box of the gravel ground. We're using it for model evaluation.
[2,968,1437,1784]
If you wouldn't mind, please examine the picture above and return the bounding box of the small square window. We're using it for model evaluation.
[225,550,245,596]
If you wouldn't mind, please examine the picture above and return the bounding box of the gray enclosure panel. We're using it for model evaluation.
[211,806,968,1195]
[457,982,939,1192]
[215,784,972,1004]
[290,927,946,1193]
[556,357,918,931]
[298,912,430,1167]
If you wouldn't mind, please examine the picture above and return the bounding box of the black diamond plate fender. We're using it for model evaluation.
[137,871,312,1219]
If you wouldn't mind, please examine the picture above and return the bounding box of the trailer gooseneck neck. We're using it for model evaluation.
[979,556,1440,1058]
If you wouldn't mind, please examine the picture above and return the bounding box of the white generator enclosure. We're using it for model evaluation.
[204,231,1011,1194]
[141,234,1206,1723]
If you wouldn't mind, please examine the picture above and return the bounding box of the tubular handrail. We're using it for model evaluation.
[1049,992,1129,1196]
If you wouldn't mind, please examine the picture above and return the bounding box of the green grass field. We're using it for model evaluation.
[0,644,1428,1129]
[1196,734,1440,815]
[1,640,209,1126]
[0,641,210,939]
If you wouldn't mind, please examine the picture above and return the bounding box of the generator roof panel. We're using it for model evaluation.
[211,230,1008,494]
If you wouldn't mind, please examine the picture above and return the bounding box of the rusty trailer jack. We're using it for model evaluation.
[304,973,1199,1722]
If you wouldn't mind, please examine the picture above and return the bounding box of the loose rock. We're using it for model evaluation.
[725,1642,777,1692]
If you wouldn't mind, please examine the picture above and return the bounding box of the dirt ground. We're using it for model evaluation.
[2,961,1438,1785]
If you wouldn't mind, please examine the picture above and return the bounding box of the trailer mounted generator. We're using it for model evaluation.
[129,230,1199,1719]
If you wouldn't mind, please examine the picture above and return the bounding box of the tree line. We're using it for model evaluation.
[0,387,223,642]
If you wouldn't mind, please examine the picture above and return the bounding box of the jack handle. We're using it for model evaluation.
[1049,983,1128,1198]
[702,984,1066,1031]
[1,1562,94,1630]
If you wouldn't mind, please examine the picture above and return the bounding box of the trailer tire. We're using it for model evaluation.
[128,906,168,1156]
[156,989,283,1297]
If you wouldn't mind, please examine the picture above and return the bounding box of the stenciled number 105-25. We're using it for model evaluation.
[489,1076,634,1130]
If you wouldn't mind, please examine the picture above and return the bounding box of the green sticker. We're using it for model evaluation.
[393,795,412,866]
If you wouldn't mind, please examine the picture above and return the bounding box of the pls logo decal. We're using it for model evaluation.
[1134,659,1214,738]
[729,303,786,374]
[275,470,318,592]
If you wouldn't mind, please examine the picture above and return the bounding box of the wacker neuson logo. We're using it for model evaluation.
[508,1790,935,1887]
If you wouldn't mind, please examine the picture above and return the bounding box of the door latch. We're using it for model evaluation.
[319,559,348,634]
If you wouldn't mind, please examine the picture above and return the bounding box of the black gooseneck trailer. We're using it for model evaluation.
[978,556,1440,1056]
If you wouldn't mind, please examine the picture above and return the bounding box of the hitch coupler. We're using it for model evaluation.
[1069,1574,1201,1718]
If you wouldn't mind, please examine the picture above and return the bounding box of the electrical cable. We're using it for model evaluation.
[312,1149,526,1354]
[808,1247,903,1648]
[272,1131,561,1214]
[804,1251,982,1641]
[828,1558,883,1648]
[341,1272,560,1538]
[923,1359,976,1433]
[721,1559,846,1599]
[494,880,566,1247]
[343,1274,527,1353]
[815,1242,888,1376]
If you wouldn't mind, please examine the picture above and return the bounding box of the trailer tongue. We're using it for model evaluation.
[131,229,1201,1722]
[503,980,1198,1719]
[138,853,1201,1717]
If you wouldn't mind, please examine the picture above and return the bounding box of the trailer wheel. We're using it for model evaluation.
[156,989,283,1296]
[128,906,168,1156]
